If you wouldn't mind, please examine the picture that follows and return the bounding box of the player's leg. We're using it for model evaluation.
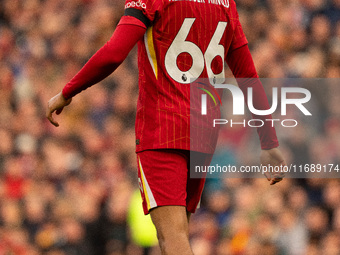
[150,206,193,255]
[136,149,192,254]
[136,150,211,254]
[150,151,211,254]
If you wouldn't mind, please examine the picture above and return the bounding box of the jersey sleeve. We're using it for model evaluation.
[62,17,146,99]
[227,45,279,150]
[229,1,248,52]
[124,0,163,24]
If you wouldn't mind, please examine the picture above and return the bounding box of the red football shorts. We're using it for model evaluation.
[136,149,213,215]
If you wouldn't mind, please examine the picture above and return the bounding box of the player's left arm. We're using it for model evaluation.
[46,11,149,127]
[226,2,279,149]
[226,44,279,150]
[226,45,286,185]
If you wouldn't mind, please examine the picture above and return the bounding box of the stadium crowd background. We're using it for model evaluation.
[0,0,340,254]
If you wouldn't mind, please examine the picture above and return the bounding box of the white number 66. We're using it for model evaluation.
[165,18,227,84]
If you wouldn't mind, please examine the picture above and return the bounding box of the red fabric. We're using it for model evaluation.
[125,0,247,153]
[62,1,277,151]
[227,45,279,149]
[62,16,146,99]
[137,150,211,215]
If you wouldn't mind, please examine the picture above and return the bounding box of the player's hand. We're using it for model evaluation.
[260,148,286,185]
[46,92,72,127]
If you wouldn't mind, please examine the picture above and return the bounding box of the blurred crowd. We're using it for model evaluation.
[0,0,339,254]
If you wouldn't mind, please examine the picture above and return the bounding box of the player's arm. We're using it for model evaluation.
[226,45,286,185]
[226,44,279,150]
[227,3,279,150]
[46,11,148,127]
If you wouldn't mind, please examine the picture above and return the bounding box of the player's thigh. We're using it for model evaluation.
[136,149,189,215]
[150,205,189,238]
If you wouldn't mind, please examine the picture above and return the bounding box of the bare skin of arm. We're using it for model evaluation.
[261,147,286,185]
[46,92,71,127]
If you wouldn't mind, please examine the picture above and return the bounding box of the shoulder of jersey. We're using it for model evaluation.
[166,0,236,8]
[124,0,236,10]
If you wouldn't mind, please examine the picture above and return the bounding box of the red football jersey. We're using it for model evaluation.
[124,0,248,153]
